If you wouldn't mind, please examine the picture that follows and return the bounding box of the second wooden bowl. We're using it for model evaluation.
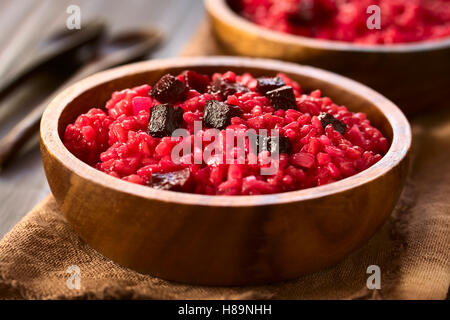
[205,0,450,115]
[40,57,411,285]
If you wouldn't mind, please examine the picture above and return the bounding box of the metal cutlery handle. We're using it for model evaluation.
[0,29,162,170]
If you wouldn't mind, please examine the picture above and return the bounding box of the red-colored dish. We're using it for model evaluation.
[239,0,450,44]
[64,70,388,195]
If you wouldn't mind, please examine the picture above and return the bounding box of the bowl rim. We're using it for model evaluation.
[205,0,450,53]
[41,56,412,207]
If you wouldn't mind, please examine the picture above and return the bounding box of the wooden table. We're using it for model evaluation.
[0,0,204,238]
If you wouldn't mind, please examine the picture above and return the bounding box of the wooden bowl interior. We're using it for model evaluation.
[58,65,393,145]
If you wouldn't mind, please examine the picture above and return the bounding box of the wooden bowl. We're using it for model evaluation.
[205,0,450,115]
[40,57,411,285]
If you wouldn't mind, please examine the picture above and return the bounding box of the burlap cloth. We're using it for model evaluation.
[0,22,449,300]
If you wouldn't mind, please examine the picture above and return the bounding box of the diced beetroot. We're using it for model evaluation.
[150,74,187,103]
[182,70,210,93]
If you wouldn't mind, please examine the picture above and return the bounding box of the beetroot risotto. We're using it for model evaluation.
[238,0,450,44]
[64,71,389,195]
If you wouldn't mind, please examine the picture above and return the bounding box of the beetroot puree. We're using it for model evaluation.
[239,0,450,44]
[64,71,389,195]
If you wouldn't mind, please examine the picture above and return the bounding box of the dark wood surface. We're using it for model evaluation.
[0,0,204,238]
[40,57,411,284]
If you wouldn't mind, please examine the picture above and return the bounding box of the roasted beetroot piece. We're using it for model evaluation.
[256,77,285,95]
[318,112,347,135]
[249,133,291,155]
[266,86,297,110]
[182,70,210,93]
[203,100,242,130]
[150,168,193,191]
[150,74,186,103]
[262,135,291,154]
[208,77,249,99]
[148,103,183,138]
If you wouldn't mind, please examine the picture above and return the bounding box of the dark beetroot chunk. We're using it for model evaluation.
[182,70,210,93]
[256,77,285,95]
[208,77,249,99]
[318,112,347,135]
[203,100,242,130]
[249,133,291,155]
[266,86,297,110]
[262,135,292,154]
[150,74,186,103]
[148,104,183,138]
[150,168,193,191]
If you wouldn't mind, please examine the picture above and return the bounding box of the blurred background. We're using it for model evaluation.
[0,0,204,237]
